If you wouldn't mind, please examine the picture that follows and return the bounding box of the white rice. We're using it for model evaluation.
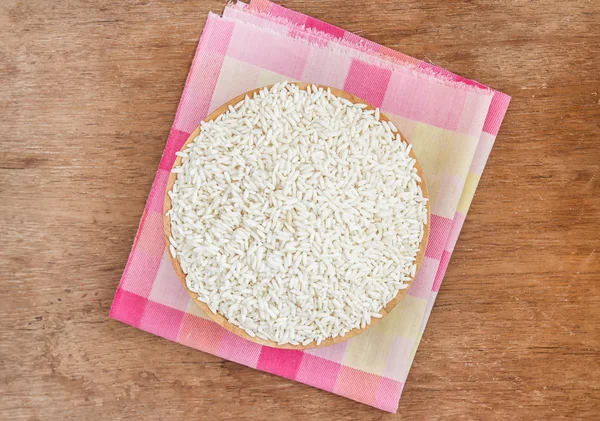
[167,82,427,346]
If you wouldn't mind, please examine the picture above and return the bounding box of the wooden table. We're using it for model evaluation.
[1,0,598,419]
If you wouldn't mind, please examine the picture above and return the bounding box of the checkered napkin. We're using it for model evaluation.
[110,0,510,412]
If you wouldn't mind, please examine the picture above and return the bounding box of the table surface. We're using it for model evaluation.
[1,0,599,419]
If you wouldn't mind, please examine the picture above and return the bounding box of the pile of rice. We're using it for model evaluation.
[166,82,427,346]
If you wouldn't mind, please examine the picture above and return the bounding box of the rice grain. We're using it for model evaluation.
[167,82,427,346]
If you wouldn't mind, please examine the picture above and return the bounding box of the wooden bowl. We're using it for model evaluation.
[164,83,430,350]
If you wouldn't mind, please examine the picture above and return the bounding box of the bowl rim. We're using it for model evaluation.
[163,82,430,350]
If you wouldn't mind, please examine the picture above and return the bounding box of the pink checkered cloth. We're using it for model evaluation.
[110,0,510,413]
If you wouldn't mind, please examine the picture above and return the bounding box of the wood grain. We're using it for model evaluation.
[163,83,430,350]
[0,0,598,420]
